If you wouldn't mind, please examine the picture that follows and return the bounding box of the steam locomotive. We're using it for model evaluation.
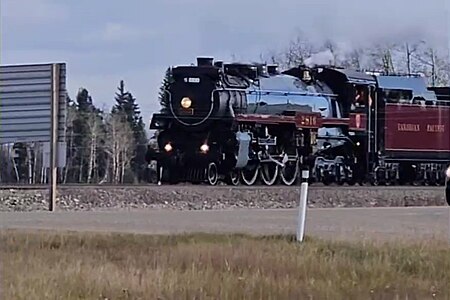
[146,56,450,186]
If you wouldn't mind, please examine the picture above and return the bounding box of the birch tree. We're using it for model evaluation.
[85,110,103,183]
[104,112,135,183]
[63,98,77,183]
[416,47,450,86]
[368,43,398,74]
[275,30,317,68]
[400,42,425,75]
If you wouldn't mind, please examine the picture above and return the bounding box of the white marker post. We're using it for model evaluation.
[445,166,450,245]
[297,169,310,242]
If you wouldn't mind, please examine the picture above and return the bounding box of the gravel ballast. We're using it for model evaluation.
[0,186,447,212]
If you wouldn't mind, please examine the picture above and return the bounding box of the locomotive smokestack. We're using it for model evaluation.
[267,64,279,75]
[197,57,214,67]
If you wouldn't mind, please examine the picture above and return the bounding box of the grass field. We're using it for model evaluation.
[1,230,449,299]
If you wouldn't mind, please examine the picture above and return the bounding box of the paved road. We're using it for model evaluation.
[0,207,448,242]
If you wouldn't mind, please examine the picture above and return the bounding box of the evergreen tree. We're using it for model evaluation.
[69,88,106,183]
[113,80,147,181]
[76,87,95,113]
[71,88,93,182]
[158,67,172,113]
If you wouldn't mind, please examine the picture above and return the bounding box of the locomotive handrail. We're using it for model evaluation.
[249,89,339,98]
[218,87,339,98]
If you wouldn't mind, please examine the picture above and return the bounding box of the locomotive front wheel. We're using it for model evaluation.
[206,162,219,186]
[260,163,279,186]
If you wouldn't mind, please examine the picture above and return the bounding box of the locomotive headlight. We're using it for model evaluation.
[181,97,192,109]
[164,143,173,152]
[200,143,209,153]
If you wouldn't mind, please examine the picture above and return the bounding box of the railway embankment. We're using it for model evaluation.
[0,185,446,212]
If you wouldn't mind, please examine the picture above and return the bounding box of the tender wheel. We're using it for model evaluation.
[241,164,259,186]
[206,162,218,186]
[280,158,299,186]
[260,163,279,186]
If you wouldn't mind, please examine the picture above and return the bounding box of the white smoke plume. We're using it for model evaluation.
[304,49,335,67]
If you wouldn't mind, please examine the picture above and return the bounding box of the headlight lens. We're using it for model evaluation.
[181,97,192,109]
[200,143,209,153]
[164,143,172,152]
[445,166,450,179]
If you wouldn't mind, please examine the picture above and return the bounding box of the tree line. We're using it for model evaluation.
[261,31,450,86]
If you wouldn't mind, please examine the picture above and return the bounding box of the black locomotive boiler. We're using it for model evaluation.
[147,57,341,185]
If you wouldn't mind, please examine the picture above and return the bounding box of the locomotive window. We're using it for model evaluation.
[383,89,412,104]
[437,100,450,107]
[350,85,373,111]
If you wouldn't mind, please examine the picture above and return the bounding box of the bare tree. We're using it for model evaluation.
[270,30,317,69]
[368,43,398,74]
[400,41,425,75]
[339,48,365,70]
[85,111,102,183]
[408,45,450,86]
[104,112,135,183]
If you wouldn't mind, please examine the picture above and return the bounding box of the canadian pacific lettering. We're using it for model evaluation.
[427,125,445,133]
[397,123,420,132]
[396,123,446,133]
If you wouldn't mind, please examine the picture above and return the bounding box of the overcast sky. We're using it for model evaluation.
[1,0,449,127]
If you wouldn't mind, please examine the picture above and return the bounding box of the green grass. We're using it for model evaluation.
[1,230,449,299]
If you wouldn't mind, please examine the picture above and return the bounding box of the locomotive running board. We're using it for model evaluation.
[235,112,322,129]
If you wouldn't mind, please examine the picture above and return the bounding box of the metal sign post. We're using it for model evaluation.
[49,64,60,211]
[297,169,310,242]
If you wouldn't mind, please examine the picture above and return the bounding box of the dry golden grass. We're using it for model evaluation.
[1,229,449,300]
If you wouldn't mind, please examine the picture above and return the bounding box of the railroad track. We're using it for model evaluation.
[0,183,444,191]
